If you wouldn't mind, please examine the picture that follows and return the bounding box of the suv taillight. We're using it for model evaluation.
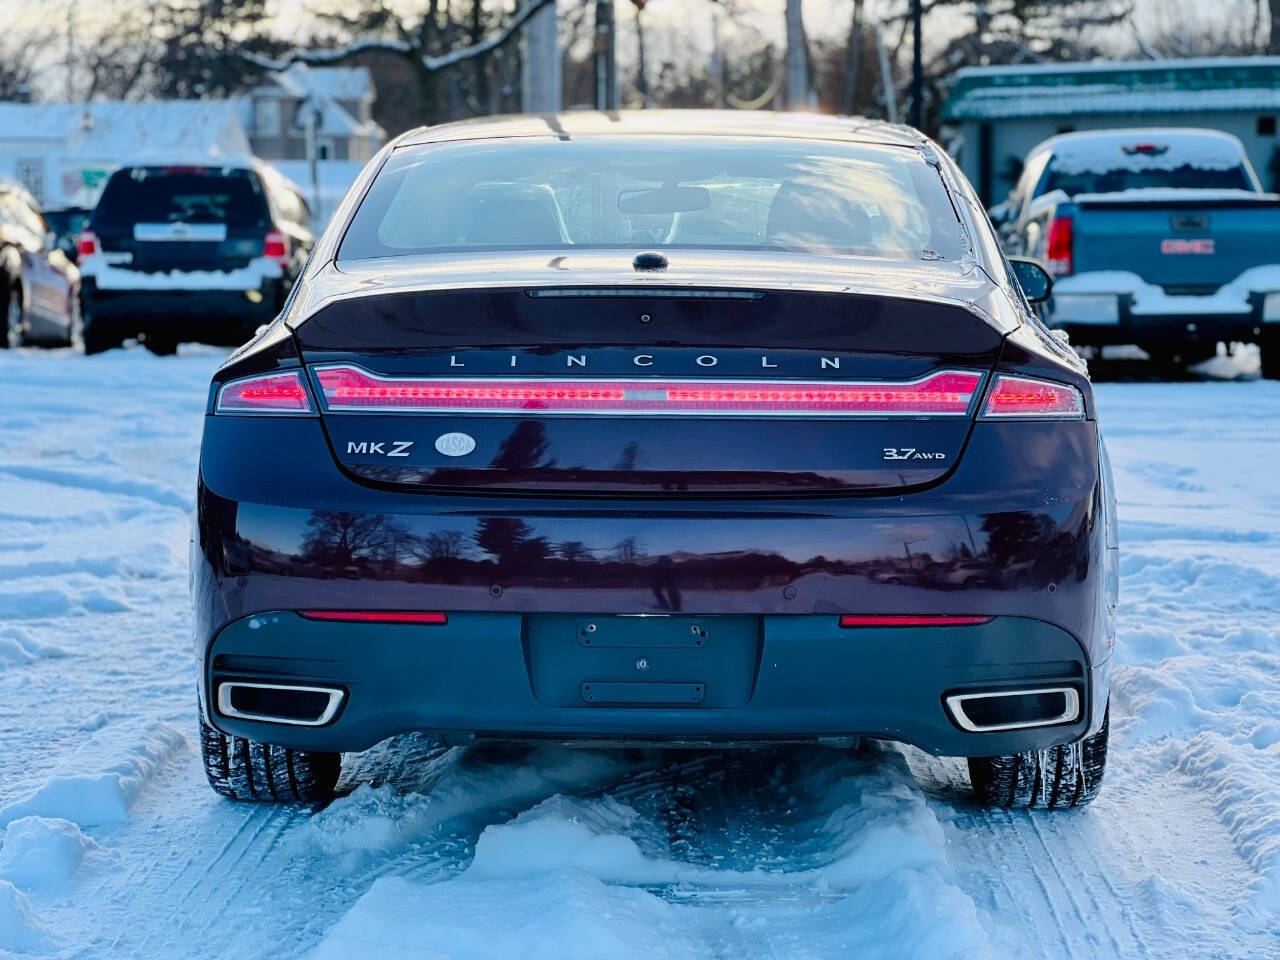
[78,229,98,257]
[981,374,1084,420]
[1046,216,1073,277]
[263,229,290,267]
[215,371,314,415]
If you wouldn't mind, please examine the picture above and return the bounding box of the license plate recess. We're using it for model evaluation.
[526,615,760,708]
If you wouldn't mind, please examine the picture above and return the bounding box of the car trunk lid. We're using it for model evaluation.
[294,275,1004,496]
[1071,191,1280,291]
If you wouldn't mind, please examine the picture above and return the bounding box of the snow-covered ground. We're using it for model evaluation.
[0,346,1277,959]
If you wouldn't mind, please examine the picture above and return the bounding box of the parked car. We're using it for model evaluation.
[193,111,1117,810]
[77,159,313,354]
[0,182,81,349]
[993,128,1280,376]
[42,205,93,263]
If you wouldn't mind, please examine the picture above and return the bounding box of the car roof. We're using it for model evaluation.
[397,110,924,150]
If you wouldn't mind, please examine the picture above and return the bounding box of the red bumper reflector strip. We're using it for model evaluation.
[300,611,448,624]
[839,615,993,628]
[313,365,983,417]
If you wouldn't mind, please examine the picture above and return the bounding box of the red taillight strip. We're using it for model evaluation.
[299,610,448,624]
[980,374,1084,420]
[839,615,993,628]
[215,370,314,415]
[312,365,983,417]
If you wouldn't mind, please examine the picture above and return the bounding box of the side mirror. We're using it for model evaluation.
[1008,257,1052,304]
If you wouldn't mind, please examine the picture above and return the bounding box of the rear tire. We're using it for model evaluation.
[1144,343,1216,372]
[142,332,178,356]
[1262,329,1280,380]
[4,287,25,349]
[199,713,340,804]
[80,300,122,355]
[967,706,1108,809]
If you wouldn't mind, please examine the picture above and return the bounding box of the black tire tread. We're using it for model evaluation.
[199,714,339,804]
[1262,330,1280,381]
[967,707,1108,810]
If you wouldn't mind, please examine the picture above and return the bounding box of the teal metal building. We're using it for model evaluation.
[941,57,1280,204]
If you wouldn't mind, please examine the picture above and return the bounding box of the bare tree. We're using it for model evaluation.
[82,3,162,100]
[243,0,559,125]
[0,30,49,101]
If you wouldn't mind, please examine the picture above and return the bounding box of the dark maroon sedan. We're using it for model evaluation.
[192,111,1117,809]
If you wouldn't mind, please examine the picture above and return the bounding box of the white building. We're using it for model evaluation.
[0,66,384,219]
[0,101,251,209]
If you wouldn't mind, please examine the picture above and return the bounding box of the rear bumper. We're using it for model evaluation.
[193,413,1117,757]
[1049,292,1271,347]
[204,611,1103,757]
[82,280,281,340]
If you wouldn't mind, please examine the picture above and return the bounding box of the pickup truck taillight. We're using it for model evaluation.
[77,230,98,257]
[1046,216,1073,277]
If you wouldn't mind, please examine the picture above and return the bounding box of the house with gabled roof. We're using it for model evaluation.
[941,56,1280,204]
[242,64,385,165]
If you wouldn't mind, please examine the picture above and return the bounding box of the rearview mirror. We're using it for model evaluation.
[618,186,711,215]
[1008,257,1053,304]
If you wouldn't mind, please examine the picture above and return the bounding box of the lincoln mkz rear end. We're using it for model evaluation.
[192,112,1118,808]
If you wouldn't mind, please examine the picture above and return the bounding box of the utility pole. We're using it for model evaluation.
[633,1,649,107]
[521,0,561,114]
[784,0,810,110]
[594,0,617,110]
[874,24,897,123]
[910,0,923,129]
[841,0,864,116]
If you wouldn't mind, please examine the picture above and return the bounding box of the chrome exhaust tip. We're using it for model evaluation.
[945,686,1080,733]
[216,681,345,727]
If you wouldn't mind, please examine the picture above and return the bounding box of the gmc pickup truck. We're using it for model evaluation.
[994,129,1280,376]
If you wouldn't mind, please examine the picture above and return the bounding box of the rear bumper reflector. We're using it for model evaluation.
[839,615,993,628]
[299,610,448,624]
[312,365,983,417]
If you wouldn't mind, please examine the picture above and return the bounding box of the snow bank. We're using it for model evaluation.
[301,747,628,868]
[0,723,187,829]
[313,871,706,960]
[0,817,102,892]
[0,627,65,670]
[314,754,993,960]
[0,880,52,955]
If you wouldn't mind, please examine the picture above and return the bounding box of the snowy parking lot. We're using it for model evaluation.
[0,346,1277,959]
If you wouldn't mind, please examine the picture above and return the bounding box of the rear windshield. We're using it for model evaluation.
[1041,141,1252,197]
[1044,163,1252,195]
[339,137,969,262]
[94,167,270,230]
